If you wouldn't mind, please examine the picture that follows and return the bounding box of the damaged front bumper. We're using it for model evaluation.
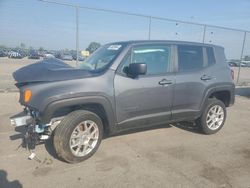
[10,110,52,152]
[10,114,33,127]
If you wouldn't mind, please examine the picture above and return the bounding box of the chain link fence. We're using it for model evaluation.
[0,0,250,91]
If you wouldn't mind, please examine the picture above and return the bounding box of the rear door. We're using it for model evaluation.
[172,44,216,120]
[114,43,175,129]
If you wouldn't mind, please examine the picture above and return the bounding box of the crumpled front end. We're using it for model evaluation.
[10,107,60,158]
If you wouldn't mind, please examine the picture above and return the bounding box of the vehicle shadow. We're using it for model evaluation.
[105,121,202,138]
[106,123,172,138]
[235,87,250,98]
[9,126,26,148]
[9,114,202,162]
[44,136,59,161]
[9,111,29,146]
[44,122,202,161]
[0,170,22,188]
[44,124,174,161]
[170,121,202,134]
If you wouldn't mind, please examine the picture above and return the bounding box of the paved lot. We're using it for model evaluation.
[0,91,250,188]
[0,57,77,91]
[0,57,250,187]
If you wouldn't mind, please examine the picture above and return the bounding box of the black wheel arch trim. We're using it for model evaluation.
[40,96,117,133]
[200,83,235,113]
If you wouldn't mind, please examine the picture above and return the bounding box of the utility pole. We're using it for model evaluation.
[236,31,247,84]
[148,16,152,40]
[202,25,207,43]
[75,6,79,66]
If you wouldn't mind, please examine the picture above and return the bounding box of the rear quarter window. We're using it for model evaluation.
[177,45,216,72]
[177,45,203,71]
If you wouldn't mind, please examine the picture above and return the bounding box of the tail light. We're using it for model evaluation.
[231,69,234,80]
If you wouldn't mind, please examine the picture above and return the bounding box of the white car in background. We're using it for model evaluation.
[43,53,55,59]
[241,61,250,67]
[8,51,23,59]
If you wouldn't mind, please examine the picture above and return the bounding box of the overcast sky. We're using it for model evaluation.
[0,0,250,59]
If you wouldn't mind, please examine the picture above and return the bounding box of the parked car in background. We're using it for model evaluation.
[43,53,55,59]
[228,61,238,67]
[228,60,247,67]
[8,51,23,59]
[0,50,7,57]
[61,54,73,61]
[19,51,28,58]
[28,51,40,59]
[72,54,85,61]
[241,61,250,67]
[240,62,247,67]
[54,52,62,59]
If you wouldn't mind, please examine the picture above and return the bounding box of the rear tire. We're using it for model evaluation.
[196,98,226,135]
[53,110,103,163]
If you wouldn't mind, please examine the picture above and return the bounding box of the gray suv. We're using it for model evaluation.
[11,40,235,163]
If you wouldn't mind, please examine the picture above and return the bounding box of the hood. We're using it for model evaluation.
[13,58,93,85]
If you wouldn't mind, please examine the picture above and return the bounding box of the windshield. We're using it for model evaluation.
[79,43,125,72]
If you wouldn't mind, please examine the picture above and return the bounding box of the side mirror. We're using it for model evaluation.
[127,63,147,77]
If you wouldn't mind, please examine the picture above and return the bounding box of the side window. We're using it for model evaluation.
[131,45,171,75]
[206,47,216,65]
[177,45,203,71]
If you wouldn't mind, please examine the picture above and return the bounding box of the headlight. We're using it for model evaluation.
[24,89,32,103]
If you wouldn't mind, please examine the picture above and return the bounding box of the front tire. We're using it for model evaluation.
[196,98,226,135]
[53,110,103,163]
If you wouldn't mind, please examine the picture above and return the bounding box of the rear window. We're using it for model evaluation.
[177,45,203,71]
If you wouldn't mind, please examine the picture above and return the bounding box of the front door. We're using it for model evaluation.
[114,43,175,129]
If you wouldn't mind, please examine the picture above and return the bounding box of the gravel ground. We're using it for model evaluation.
[0,57,77,91]
[0,92,250,188]
[0,56,250,188]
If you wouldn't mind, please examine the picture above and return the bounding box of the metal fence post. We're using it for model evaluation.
[236,31,247,85]
[148,16,152,40]
[75,6,79,66]
[202,25,207,43]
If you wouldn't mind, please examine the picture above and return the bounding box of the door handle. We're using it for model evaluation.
[158,79,172,86]
[200,75,214,81]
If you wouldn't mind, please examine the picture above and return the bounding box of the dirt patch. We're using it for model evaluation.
[32,167,52,177]
[165,146,191,160]
[95,155,130,172]
[145,145,201,162]
[32,157,53,177]
[241,149,250,159]
[201,164,232,188]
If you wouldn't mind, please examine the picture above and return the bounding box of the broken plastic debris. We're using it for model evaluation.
[40,135,49,140]
[28,152,36,160]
